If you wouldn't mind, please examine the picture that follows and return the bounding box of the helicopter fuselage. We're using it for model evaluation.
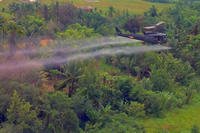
[117,32,167,44]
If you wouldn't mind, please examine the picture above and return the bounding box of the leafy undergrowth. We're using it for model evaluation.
[94,58,200,133]
[97,57,200,133]
[0,0,172,14]
[139,94,200,133]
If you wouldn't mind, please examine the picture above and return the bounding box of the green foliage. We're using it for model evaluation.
[180,35,200,75]
[123,102,145,118]
[51,62,84,97]
[184,87,195,104]
[71,90,101,128]
[79,11,107,30]
[41,92,80,133]
[107,6,116,18]
[141,94,200,132]
[0,0,200,132]
[6,90,41,133]
[143,92,165,116]
[130,86,163,116]
[96,24,115,35]
[56,23,99,39]
[144,53,194,85]
[101,86,123,110]
[141,78,153,90]
[86,112,145,133]
[116,76,134,102]
[149,6,158,17]
[150,68,172,91]
[124,16,142,33]
[0,12,13,31]
[189,78,200,92]
[191,125,200,133]
[129,85,187,116]
[0,81,41,129]
[0,81,41,107]
[4,19,24,35]
[18,15,45,37]
[9,2,40,17]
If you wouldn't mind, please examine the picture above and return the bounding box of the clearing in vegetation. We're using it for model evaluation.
[0,0,172,14]
[139,95,200,132]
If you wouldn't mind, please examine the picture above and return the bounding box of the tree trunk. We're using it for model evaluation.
[68,79,75,97]
[43,5,49,21]
[55,2,59,23]
[8,31,16,57]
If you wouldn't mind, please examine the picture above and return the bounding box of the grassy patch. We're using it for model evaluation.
[0,0,172,14]
[43,0,172,14]
[139,95,200,133]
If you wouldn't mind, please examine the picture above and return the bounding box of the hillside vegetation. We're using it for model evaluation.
[140,95,200,132]
[0,0,200,132]
[0,0,172,14]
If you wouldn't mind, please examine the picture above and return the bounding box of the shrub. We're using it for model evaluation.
[191,125,200,133]
[150,68,172,91]
[56,23,99,39]
[123,102,145,118]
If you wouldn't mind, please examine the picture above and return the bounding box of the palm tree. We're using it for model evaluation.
[51,63,84,97]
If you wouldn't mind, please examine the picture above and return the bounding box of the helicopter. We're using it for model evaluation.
[115,21,167,44]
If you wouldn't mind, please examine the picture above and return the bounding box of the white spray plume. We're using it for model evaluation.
[0,37,140,57]
[0,45,171,71]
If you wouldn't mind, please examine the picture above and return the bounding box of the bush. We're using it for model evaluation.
[56,23,99,39]
[189,78,200,92]
[86,112,145,133]
[143,92,165,116]
[130,87,165,116]
[191,125,200,133]
[173,89,187,108]
[160,92,182,110]
[123,102,145,118]
[141,78,153,90]
[150,68,172,91]
[115,76,134,102]
[101,87,123,110]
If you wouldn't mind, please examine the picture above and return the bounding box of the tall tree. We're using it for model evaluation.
[124,17,143,33]
[6,20,24,56]
[107,6,116,18]
[18,15,45,38]
[42,5,49,21]
[149,5,158,17]
[41,92,80,133]
[6,90,41,132]
[51,63,84,97]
